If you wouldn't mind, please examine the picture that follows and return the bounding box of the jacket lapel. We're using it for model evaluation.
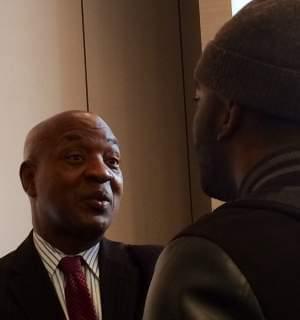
[100,238,139,320]
[8,232,65,320]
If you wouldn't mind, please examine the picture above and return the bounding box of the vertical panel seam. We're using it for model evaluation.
[177,0,195,223]
[81,0,90,112]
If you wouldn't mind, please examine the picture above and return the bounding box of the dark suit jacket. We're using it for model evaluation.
[0,232,162,320]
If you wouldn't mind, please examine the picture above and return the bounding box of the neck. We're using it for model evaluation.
[33,228,102,254]
[231,139,277,193]
[239,144,300,198]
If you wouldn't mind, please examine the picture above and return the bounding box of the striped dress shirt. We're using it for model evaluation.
[33,232,102,320]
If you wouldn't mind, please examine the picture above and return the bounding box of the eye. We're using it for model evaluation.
[105,157,120,169]
[65,152,85,164]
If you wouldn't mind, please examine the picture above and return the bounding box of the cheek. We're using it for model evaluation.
[193,107,210,150]
[55,166,83,187]
[193,113,202,149]
[112,172,124,196]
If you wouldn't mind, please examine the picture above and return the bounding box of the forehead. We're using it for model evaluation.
[54,115,119,149]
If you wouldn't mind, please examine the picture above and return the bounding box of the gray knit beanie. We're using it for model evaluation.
[195,0,300,121]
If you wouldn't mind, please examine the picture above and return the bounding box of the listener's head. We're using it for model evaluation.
[193,0,300,201]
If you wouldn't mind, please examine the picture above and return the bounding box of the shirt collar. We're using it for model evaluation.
[33,231,100,279]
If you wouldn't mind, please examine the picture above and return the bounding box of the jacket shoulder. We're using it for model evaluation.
[103,238,162,268]
[0,248,18,306]
[0,249,17,275]
[127,244,163,267]
[102,238,162,282]
[176,198,300,240]
[143,237,265,320]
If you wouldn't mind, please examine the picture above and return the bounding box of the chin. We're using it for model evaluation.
[200,171,237,203]
[88,217,111,236]
[68,218,110,242]
[198,146,237,201]
[204,184,237,202]
[75,226,105,243]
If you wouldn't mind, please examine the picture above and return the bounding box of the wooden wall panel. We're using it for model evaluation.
[179,0,211,220]
[198,0,232,209]
[84,0,206,244]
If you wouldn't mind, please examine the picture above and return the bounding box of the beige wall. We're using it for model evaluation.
[199,0,232,49]
[232,0,252,15]
[0,0,86,256]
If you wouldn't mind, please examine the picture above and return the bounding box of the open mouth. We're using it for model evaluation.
[82,191,111,212]
[84,199,110,210]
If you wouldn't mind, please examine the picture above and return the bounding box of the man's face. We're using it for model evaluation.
[33,114,123,241]
[193,84,236,201]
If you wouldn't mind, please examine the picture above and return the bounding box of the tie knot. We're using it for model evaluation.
[59,256,83,274]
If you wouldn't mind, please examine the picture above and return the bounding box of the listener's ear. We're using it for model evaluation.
[19,161,37,197]
[217,102,241,141]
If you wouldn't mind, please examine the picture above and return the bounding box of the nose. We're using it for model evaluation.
[85,156,113,184]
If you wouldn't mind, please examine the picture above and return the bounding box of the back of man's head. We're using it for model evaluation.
[193,0,300,201]
[196,0,300,123]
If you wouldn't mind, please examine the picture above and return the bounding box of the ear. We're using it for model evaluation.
[19,161,37,197]
[217,102,241,141]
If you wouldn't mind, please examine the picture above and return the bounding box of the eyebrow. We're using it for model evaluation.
[107,137,119,145]
[59,133,119,146]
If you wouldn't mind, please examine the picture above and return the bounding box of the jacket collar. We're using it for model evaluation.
[8,234,140,320]
[239,145,300,208]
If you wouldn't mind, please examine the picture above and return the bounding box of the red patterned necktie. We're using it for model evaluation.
[59,256,97,320]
